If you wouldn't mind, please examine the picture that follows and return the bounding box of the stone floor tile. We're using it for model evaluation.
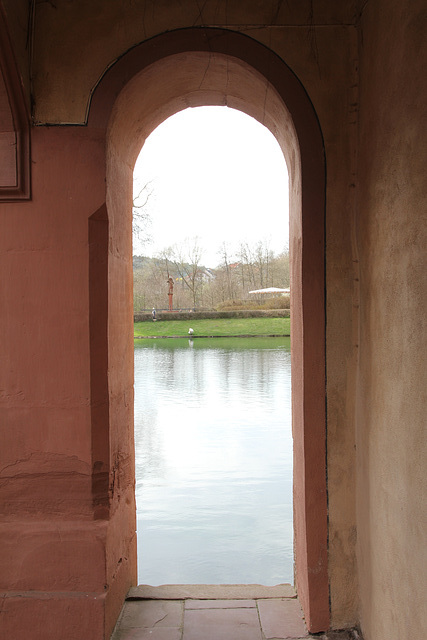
[119,600,183,629]
[185,599,256,609]
[183,607,262,640]
[114,628,182,640]
[258,598,308,639]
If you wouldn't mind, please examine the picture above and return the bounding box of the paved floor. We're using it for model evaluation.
[111,585,359,640]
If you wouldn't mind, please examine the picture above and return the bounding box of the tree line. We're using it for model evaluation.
[133,237,289,312]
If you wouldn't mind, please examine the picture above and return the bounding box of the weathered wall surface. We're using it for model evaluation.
[28,2,359,627]
[9,1,425,637]
[0,126,113,639]
[356,1,427,638]
[1,0,30,106]
[2,1,425,637]
[31,0,358,124]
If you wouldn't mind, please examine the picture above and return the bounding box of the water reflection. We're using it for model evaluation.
[134,337,293,585]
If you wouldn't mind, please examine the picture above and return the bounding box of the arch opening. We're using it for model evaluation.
[88,29,328,633]
[132,104,292,586]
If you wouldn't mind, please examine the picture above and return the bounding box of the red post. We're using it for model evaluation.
[167,277,174,311]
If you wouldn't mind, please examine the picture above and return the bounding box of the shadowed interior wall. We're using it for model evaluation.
[0,125,110,638]
[0,20,333,638]
[356,1,427,638]
[3,2,424,639]
[0,3,30,199]
[29,8,361,629]
[0,0,30,103]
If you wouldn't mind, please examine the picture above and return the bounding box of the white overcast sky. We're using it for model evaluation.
[133,106,289,268]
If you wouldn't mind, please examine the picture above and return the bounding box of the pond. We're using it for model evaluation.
[134,336,293,585]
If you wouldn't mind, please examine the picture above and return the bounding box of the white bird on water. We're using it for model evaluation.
[188,328,194,335]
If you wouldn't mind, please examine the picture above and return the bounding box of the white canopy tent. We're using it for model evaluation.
[249,287,290,294]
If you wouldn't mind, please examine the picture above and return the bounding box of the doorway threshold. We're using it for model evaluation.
[128,583,296,600]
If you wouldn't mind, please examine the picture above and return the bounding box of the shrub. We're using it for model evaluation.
[216,296,290,311]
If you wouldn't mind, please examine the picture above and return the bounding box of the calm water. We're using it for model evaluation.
[134,337,293,585]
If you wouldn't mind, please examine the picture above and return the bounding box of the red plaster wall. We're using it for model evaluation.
[0,126,114,639]
[0,27,328,639]
[0,4,30,199]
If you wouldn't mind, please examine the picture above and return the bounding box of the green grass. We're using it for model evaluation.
[134,316,290,338]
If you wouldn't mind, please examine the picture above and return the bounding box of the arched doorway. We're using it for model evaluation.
[88,28,328,633]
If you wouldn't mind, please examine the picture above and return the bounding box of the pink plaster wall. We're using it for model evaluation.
[3,2,423,639]
[0,126,117,639]
[0,3,30,199]
[26,3,360,631]
[0,28,329,638]
[356,1,427,638]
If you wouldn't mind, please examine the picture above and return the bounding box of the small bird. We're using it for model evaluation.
[188,328,194,335]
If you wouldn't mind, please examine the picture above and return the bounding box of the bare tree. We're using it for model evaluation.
[238,242,257,289]
[171,237,205,309]
[217,242,237,301]
[271,248,290,288]
[132,180,155,249]
[133,238,290,312]
[253,239,275,288]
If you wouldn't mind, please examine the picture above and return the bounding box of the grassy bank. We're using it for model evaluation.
[134,316,290,338]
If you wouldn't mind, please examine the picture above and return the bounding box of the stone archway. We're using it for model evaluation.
[88,28,328,634]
